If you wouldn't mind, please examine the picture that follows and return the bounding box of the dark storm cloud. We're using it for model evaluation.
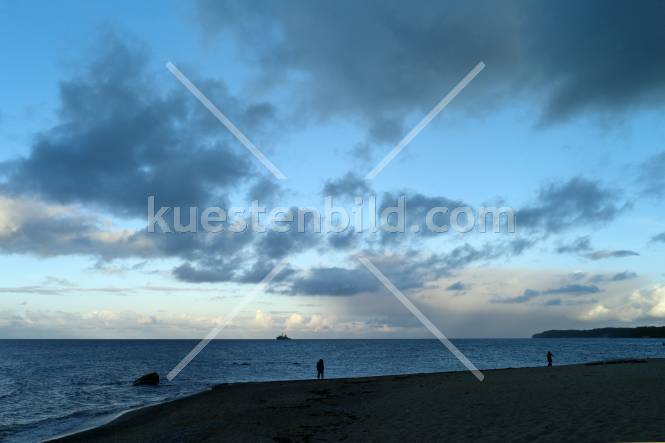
[589,271,638,283]
[493,288,541,304]
[165,216,313,283]
[235,260,296,284]
[246,177,282,204]
[434,243,498,269]
[287,248,477,296]
[554,235,639,262]
[0,210,154,259]
[0,160,11,180]
[492,284,601,304]
[0,33,277,218]
[610,271,638,282]
[379,191,466,245]
[545,284,602,296]
[322,173,371,199]
[584,249,640,261]
[253,207,322,259]
[0,33,305,283]
[348,143,373,165]
[403,193,466,233]
[168,205,321,283]
[523,2,665,123]
[0,196,265,268]
[327,231,358,250]
[173,255,296,284]
[639,151,665,198]
[516,178,628,234]
[318,183,469,246]
[565,270,638,284]
[196,0,665,142]
[508,237,536,255]
[172,261,237,283]
[556,236,592,254]
[446,281,467,292]
[544,298,597,307]
[197,0,520,145]
[290,267,380,296]
[289,235,518,297]
[256,227,320,260]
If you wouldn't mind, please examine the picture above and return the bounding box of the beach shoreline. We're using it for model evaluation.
[42,410,129,443]
[53,358,665,442]
[42,403,165,443]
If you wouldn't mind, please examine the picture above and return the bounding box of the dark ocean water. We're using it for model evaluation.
[1,338,664,442]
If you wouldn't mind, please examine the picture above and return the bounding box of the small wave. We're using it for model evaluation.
[0,388,17,400]
[41,388,212,442]
[28,405,131,429]
[2,408,123,443]
[67,378,132,387]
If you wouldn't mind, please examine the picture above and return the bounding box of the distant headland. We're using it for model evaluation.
[533,326,665,338]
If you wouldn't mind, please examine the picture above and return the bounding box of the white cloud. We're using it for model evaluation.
[0,195,154,257]
[0,308,227,338]
[250,310,273,329]
[137,314,158,325]
[637,284,665,318]
[579,304,610,320]
[573,284,665,322]
[649,288,665,317]
[81,310,119,324]
[0,199,15,235]
[284,312,304,329]
[306,314,334,331]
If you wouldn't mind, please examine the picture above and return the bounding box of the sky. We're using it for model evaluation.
[0,0,664,339]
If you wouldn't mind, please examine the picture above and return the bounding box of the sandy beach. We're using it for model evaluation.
[54,359,665,442]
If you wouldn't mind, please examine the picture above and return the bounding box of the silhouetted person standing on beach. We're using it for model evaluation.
[547,351,553,367]
[316,359,325,380]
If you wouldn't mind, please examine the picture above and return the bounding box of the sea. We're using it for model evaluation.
[1,338,664,442]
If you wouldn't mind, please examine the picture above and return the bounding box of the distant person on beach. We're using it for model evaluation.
[547,351,553,367]
[316,359,325,380]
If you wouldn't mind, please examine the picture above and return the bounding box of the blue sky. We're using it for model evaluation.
[1,0,664,338]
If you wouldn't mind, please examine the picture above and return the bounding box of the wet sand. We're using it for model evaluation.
[56,359,665,442]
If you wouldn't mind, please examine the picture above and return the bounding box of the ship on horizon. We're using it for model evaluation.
[276,333,291,340]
